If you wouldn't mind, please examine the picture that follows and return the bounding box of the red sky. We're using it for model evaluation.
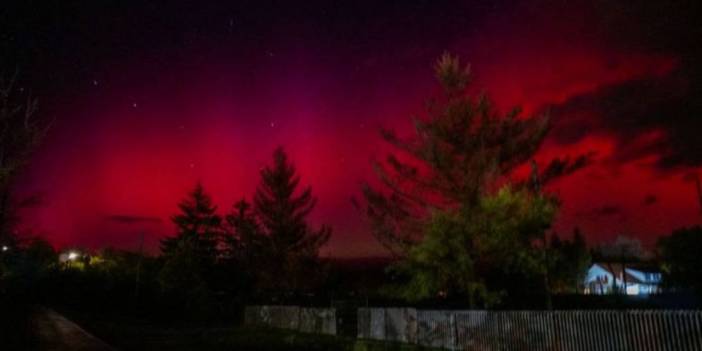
[7,1,702,256]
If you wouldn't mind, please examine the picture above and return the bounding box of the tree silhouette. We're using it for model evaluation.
[224,199,265,266]
[359,53,553,256]
[254,147,331,291]
[549,228,591,293]
[221,199,267,292]
[159,183,221,314]
[359,53,559,304]
[658,226,702,294]
[161,182,221,265]
[0,75,50,246]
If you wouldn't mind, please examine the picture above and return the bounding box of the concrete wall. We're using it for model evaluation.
[357,307,417,343]
[299,307,336,335]
[244,305,336,335]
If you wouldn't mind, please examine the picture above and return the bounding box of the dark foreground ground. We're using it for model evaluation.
[5,307,431,351]
[32,308,114,351]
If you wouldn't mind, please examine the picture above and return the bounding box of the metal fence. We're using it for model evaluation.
[358,308,702,350]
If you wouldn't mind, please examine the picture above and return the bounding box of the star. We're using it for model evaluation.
[92,80,99,86]
[132,102,138,108]
[270,121,276,128]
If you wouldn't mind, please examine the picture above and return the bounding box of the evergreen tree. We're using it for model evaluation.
[221,199,267,292]
[360,53,556,255]
[359,53,565,304]
[224,199,265,266]
[254,147,331,291]
[159,183,221,314]
[161,182,221,264]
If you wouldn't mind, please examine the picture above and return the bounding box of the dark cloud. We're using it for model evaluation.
[106,215,162,224]
[548,64,702,171]
[643,194,657,206]
[543,0,702,172]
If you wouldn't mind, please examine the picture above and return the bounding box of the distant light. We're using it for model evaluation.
[68,251,80,260]
[1,246,8,252]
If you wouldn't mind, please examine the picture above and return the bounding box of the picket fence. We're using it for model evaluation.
[359,308,702,350]
[246,306,702,350]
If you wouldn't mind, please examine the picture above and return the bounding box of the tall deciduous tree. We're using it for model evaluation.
[0,75,50,246]
[254,147,331,291]
[389,186,556,306]
[359,53,564,304]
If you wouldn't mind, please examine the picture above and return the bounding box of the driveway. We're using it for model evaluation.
[32,308,115,351]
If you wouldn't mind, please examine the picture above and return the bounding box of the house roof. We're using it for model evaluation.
[592,263,660,285]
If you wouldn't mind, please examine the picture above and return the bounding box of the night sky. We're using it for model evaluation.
[3,1,701,256]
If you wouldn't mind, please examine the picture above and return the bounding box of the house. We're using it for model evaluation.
[583,263,662,295]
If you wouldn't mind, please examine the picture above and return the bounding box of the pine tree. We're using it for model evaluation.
[360,53,553,256]
[359,53,563,304]
[221,199,268,293]
[224,199,266,267]
[161,182,221,264]
[254,147,331,291]
[159,183,221,311]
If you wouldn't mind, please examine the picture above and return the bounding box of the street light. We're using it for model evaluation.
[68,251,80,260]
